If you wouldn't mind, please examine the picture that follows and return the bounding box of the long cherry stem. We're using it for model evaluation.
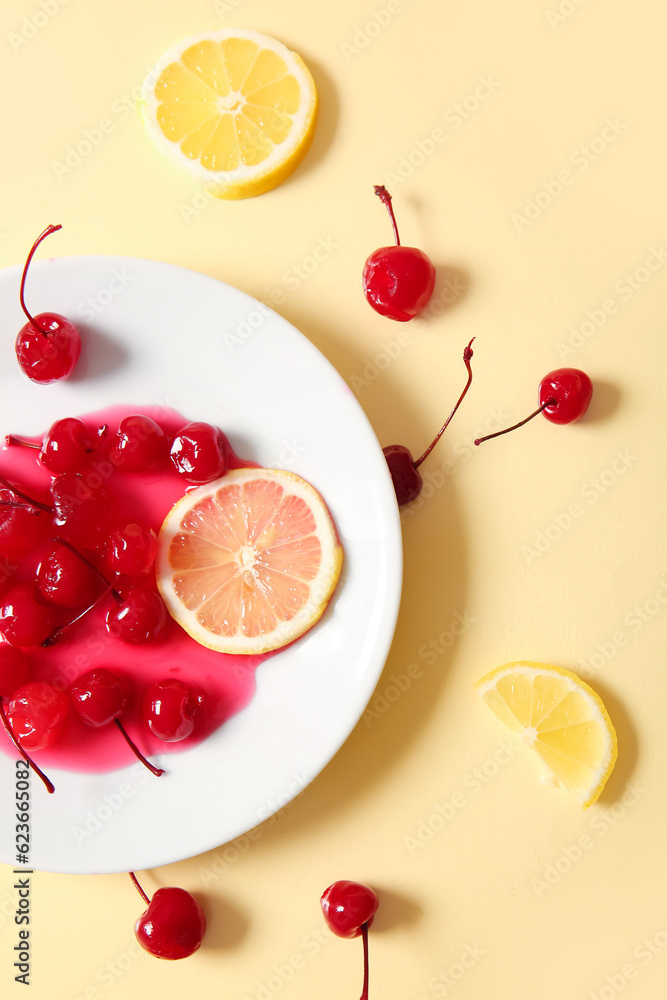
[52,537,122,602]
[474,397,556,446]
[360,921,370,1000]
[115,719,164,777]
[0,474,52,513]
[374,185,401,246]
[413,338,475,469]
[19,224,62,334]
[0,701,55,793]
[128,871,151,905]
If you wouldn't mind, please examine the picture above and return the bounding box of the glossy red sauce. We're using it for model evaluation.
[0,405,274,773]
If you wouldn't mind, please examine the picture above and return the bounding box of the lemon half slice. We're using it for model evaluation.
[475,661,617,807]
[141,29,318,199]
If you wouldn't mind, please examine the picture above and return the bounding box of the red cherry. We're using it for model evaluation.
[0,584,56,646]
[321,880,378,1000]
[384,339,474,505]
[37,539,103,608]
[0,495,50,557]
[321,880,379,938]
[14,225,81,384]
[143,679,203,742]
[70,667,131,727]
[0,645,30,698]
[106,586,169,644]
[0,698,55,793]
[6,418,107,475]
[51,473,114,546]
[109,415,168,473]
[70,668,164,776]
[475,367,593,445]
[6,681,69,751]
[107,521,157,577]
[538,368,593,424]
[363,186,436,321]
[170,422,229,483]
[130,873,206,960]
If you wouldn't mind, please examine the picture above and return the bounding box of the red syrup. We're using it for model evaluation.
[0,405,273,774]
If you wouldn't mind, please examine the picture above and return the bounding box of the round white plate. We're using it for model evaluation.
[0,256,402,874]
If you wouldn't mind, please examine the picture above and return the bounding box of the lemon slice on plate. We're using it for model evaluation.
[141,29,318,199]
[157,467,343,655]
[474,661,617,807]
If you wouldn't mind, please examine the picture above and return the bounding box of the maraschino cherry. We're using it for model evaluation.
[363,185,436,321]
[6,417,107,475]
[384,338,475,505]
[0,669,60,793]
[474,367,593,445]
[15,224,81,383]
[129,872,206,960]
[143,679,203,742]
[70,668,164,776]
[321,880,379,1000]
[170,422,229,483]
[109,415,168,473]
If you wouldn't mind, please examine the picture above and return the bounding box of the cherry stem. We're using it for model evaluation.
[360,921,370,1000]
[4,435,40,452]
[42,564,121,647]
[373,185,400,246]
[413,338,476,469]
[474,397,556,446]
[115,719,164,777]
[0,701,55,794]
[19,224,62,334]
[0,473,53,514]
[52,537,122,602]
[128,871,151,905]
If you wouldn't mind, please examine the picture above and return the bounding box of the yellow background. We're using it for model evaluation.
[2,0,667,997]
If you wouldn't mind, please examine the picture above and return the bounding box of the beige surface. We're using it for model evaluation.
[2,0,667,997]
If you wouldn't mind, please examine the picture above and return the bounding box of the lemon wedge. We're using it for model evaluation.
[474,661,617,807]
[141,29,318,199]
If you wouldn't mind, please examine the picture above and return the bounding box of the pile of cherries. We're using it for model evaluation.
[0,412,231,792]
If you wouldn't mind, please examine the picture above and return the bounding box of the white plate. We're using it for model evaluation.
[0,256,402,874]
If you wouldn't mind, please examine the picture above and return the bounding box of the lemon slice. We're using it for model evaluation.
[141,29,318,199]
[474,661,617,807]
[157,468,343,654]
